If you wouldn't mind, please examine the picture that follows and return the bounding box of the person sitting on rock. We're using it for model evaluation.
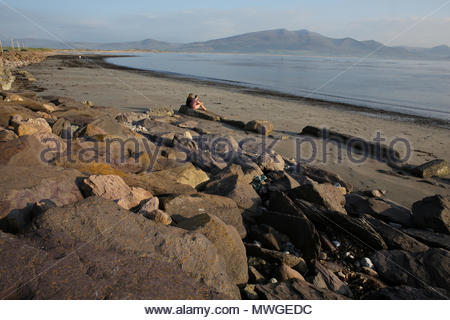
[186,93,194,106]
[190,95,207,111]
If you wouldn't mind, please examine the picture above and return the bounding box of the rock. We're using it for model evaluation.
[403,228,450,251]
[0,231,226,299]
[178,105,221,121]
[122,171,196,196]
[243,284,259,300]
[203,170,261,212]
[0,165,83,232]
[81,175,152,210]
[249,224,282,251]
[293,165,353,193]
[363,189,386,198]
[245,120,274,136]
[232,157,264,184]
[361,257,374,269]
[346,193,413,227]
[142,209,172,225]
[248,266,265,284]
[277,264,305,281]
[81,116,135,140]
[176,213,248,285]
[410,159,449,178]
[371,248,450,296]
[256,152,285,172]
[256,211,321,261]
[265,171,300,193]
[293,200,388,251]
[14,118,52,136]
[52,118,72,138]
[412,195,449,234]
[362,267,379,277]
[268,191,302,216]
[309,261,353,297]
[148,163,209,189]
[255,279,349,300]
[34,197,240,298]
[362,285,448,300]
[245,243,307,268]
[290,183,347,214]
[0,135,51,166]
[0,128,17,142]
[162,193,246,238]
[364,214,429,253]
[139,197,160,213]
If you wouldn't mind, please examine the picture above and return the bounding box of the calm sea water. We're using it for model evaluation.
[107,53,450,121]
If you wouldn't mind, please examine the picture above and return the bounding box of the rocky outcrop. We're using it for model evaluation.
[176,213,248,285]
[162,193,246,238]
[0,165,83,232]
[34,197,241,298]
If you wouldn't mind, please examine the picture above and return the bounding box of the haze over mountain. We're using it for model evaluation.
[7,29,450,59]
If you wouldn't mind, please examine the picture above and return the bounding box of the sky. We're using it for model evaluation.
[1,0,450,47]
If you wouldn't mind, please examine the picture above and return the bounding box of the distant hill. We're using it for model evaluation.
[6,29,450,59]
[180,29,415,58]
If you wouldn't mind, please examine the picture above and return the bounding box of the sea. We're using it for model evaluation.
[106,53,450,121]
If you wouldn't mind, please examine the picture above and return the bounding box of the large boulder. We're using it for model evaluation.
[346,194,413,227]
[176,213,248,285]
[0,165,83,232]
[80,174,152,210]
[256,211,321,262]
[162,193,246,238]
[256,152,285,172]
[290,183,347,214]
[364,215,429,253]
[14,118,52,137]
[412,195,449,234]
[371,248,450,296]
[0,135,49,166]
[80,116,136,140]
[245,120,274,136]
[255,279,348,300]
[34,197,240,298]
[0,103,39,127]
[202,171,261,212]
[147,163,209,189]
[0,231,226,299]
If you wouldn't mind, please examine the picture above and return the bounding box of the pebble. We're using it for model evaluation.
[269,278,278,284]
[319,252,327,260]
[361,257,374,269]
[344,252,355,260]
[362,267,378,277]
[253,240,262,248]
[332,240,341,248]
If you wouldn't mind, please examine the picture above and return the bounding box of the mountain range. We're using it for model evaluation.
[6,29,450,59]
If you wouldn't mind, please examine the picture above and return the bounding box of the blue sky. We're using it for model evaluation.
[1,0,450,46]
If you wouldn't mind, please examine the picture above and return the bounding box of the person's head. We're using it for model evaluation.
[188,93,193,99]
[195,95,198,98]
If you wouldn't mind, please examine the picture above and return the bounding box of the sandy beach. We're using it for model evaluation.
[21,54,449,207]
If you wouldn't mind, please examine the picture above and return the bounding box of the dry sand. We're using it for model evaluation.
[23,54,449,207]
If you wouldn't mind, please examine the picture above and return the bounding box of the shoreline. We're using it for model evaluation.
[93,54,450,129]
